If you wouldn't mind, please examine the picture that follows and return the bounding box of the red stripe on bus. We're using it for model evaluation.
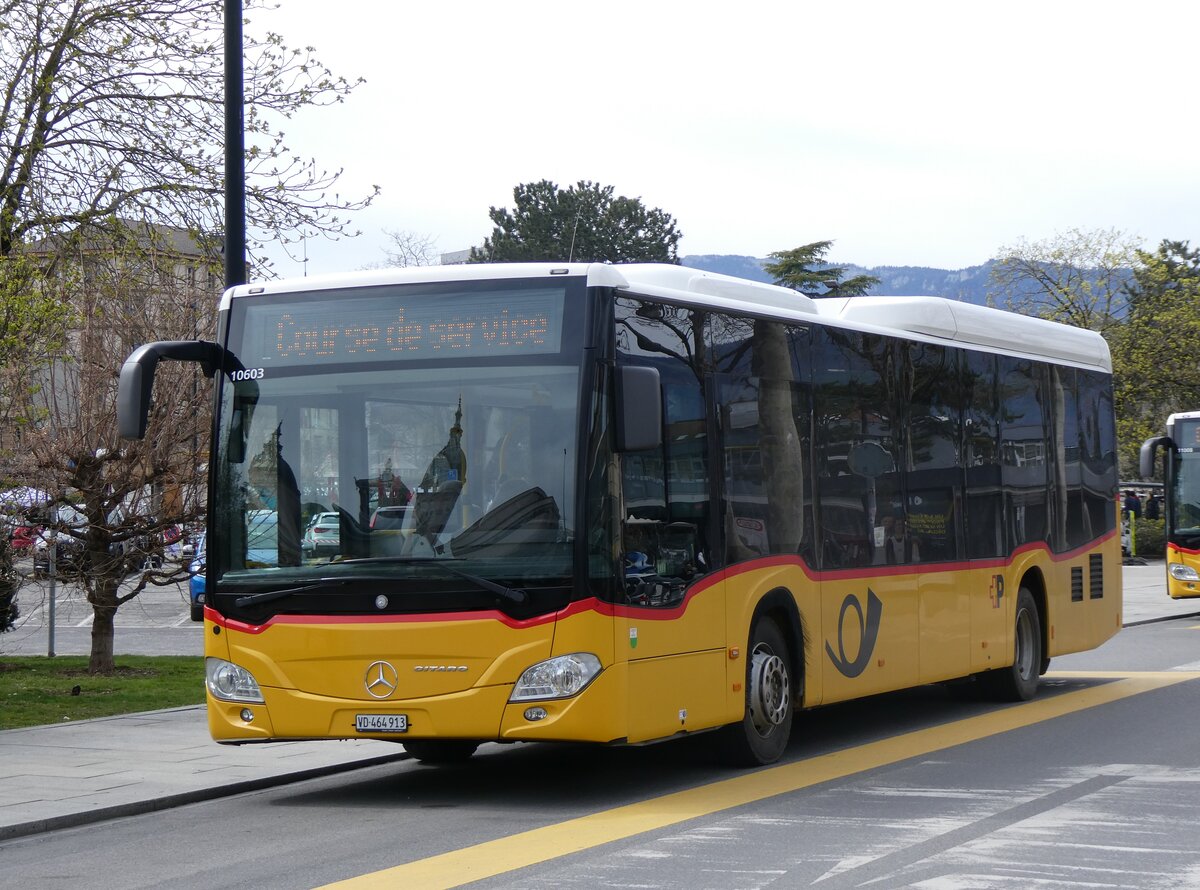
[210,606,561,634]
[209,528,1117,634]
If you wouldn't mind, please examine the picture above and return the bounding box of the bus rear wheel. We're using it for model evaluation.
[980,586,1042,702]
[403,740,479,764]
[718,619,793,767]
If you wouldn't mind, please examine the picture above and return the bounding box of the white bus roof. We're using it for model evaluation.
[608,264,1111,372]
[224,262,1112,373]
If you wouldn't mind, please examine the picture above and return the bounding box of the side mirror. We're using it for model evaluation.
[615,365,663,453]
[1139,436,1173,480]
[118,340,223,439]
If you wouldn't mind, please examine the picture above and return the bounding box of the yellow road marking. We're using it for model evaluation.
[1044,670,1193,678]
[320,671,1200,890]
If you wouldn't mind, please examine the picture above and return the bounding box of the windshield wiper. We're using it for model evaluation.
[233,581,351,608]
[441,566,528,605]
[337,556,527,605]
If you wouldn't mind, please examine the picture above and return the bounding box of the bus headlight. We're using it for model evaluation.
[510,653,602,702]
[1169,563,1200,582]
[205,657,265,703]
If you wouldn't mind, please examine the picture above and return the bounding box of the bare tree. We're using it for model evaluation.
[375,228,440,268]
[988,228,1140,335]
[0,0,378,268]
[0,0,379,670]
[6,224,218,672]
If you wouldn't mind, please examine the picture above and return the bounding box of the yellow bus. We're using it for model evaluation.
[1141,412,1200,598]
[118,263,1121,766]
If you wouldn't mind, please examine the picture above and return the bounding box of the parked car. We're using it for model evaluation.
[33,504,87,577]
[11,523,38,551]
[180,523,204,558]
[369,505,411,530]
[109,516,175,571]
[187,532,206,621]
[301,511,340,557]
[163,524,183,558]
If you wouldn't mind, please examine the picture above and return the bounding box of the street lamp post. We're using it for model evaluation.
[47,537,55,657]
[224,0,246,288]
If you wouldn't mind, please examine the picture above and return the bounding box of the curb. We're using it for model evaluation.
[0,703,205,737]
[0,751,408,842]
[1124,610,1200,628]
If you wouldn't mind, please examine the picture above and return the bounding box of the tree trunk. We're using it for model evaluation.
[87,566,121,674]
[89,606,116,673]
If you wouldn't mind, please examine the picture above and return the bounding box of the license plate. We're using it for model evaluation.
[356,713,408,733]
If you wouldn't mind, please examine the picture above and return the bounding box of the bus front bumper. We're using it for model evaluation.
[208,662,627,745]
[1167,559,1200,598]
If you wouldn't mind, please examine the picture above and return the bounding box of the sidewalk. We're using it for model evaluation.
[0,706,406,841]
[1120,558,1200,625]
[2,562,1199,843]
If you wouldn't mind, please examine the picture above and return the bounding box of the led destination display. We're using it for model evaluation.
[237,287,566,367]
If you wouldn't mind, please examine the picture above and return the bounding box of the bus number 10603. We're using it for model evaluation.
[231,368,264,381]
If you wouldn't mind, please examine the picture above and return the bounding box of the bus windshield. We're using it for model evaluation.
[1172,452,1200,540]
[208,279,583,611]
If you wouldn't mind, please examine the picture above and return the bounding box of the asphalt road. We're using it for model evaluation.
[2,609,1199,889]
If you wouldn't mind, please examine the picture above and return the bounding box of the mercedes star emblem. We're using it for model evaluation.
[364,661,399,699]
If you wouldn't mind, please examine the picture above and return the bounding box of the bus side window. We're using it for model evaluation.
[905,341,962,564]
[999,356,1051,548]
[1056,366,1089,551]
[1078,369,1117,536]
[813,328,901,569]
[716,321,811,563]
[964,351,1004,559]
[615,297,713,604]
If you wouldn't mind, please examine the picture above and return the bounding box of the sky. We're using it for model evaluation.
[254,0,1199,278]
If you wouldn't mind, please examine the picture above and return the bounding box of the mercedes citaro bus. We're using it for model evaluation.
[119,263,1121,766]
[1142,412,1200,598]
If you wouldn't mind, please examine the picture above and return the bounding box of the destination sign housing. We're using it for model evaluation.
[234,286,566,367]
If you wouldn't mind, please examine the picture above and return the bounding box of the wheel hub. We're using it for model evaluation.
[749,643,790,736]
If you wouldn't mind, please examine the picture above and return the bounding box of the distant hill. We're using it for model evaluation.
[681,255,996,306]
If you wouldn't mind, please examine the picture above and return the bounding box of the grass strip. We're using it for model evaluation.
[0,656,204,730]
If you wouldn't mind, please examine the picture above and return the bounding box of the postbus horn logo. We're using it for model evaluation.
[825,589,884,678]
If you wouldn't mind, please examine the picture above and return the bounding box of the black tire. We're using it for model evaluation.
[717,618,793,767]
[980,586,1042,701]
[402,739,479,764]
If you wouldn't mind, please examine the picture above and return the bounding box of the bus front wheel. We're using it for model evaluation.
[718,618,793,767]
[403,739,479,764]
[980,587,1042,702]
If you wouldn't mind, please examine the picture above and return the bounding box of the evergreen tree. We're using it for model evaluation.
[764,241,879,297]
[471,180,681,264]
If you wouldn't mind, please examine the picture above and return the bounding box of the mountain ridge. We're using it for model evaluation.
[681,254,996,305]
